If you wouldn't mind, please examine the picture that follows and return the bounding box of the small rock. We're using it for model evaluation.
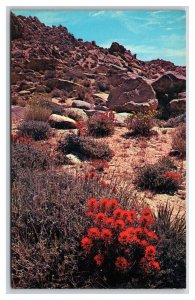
[114,112,133,127]
[72,100,92,110]
[66,154,81,165]
[167,98,186,113]
[64,108,88,122]
[18,90,31,95]
[48,114,77,129]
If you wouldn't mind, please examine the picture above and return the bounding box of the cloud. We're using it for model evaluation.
[121,43,185,58]
[88,11,105,17]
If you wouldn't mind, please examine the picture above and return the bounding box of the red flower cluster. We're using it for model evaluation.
[81,198,160,273]
[75,122,88,136]
[140,244,160,272]
[12,134,32,145]
[115,256,128,271]
[162,171,180,183]
[94,254,104,266]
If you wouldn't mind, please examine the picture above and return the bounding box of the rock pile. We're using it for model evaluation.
[11,12,186,116]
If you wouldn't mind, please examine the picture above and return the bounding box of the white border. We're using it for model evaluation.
[1,0,195,299]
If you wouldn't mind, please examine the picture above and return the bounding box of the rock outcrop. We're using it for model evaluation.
[10,13,186,116]
[107,75,158,112]
[152,72,186,94]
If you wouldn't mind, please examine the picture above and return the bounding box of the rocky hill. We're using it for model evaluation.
[11,12,186,115]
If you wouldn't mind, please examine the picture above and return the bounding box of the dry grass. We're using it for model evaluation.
[24,105,52,122]
[172,124,186,158]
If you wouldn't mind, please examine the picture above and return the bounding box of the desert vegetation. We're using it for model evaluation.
[11,12,186,289]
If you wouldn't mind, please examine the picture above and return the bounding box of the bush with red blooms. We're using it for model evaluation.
[12,133,32,145]
[81,198,160,274]
[88,111,115,137]
[136,157,180,194]
[75,122,88,136]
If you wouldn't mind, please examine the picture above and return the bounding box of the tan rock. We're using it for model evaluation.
[48,114,77,129]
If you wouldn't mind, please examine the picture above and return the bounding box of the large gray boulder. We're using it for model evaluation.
[107,75,158,112]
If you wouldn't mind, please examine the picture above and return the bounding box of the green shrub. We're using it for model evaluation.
[18,121,51,141]
[88,111,115,137]
[172,124,186,158]
[126,111,156,136]
[136,158,180,194]
[58,134,114,161]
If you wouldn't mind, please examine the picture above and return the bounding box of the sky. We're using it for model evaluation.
[13,10,186,66]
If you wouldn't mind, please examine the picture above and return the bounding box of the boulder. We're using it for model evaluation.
[11,12,24,40]
[26,58,57,71]
[114,112,133,127]
[108,42,126,55]
[72,100,92,110]
[152,72,186,94]
[93,93,109,103]
[167,98,186,113]
[64,108,88,122]
[46,78,83,92]
[107,75,158,112]
[12,105,25,123]
[48,114,77,129]
[35,85,47,93]
[66,154,81,165]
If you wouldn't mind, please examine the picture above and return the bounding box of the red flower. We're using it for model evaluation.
[113,208,123,219]
[118,231,130,245]
[115,256,128,271]
[100,198,109,212]
[134,227,145,240]
[145,245,156,260]
[88,227,100,239]
[122,210,130,221]
[126,227,135,237]
[94,254,104,266]
[139,215,154,227]
[95,212,106,224]
[151,261,160,270]
[138,239,148,247]
[141,208,152,217]
[104,217,115,227]
[87,198,98,213]
[128,210,137,221]
[163,171,180,183]
[129,236,139,243]
[144,228,158,240]
[87,212,95,218]
[140,258,160,272]
[81,237,93,252]
[101,228,113,242]
[108,199,119,211]
[114,219,125,230]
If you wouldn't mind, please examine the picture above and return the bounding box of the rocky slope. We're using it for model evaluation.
[11,12,186,115]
